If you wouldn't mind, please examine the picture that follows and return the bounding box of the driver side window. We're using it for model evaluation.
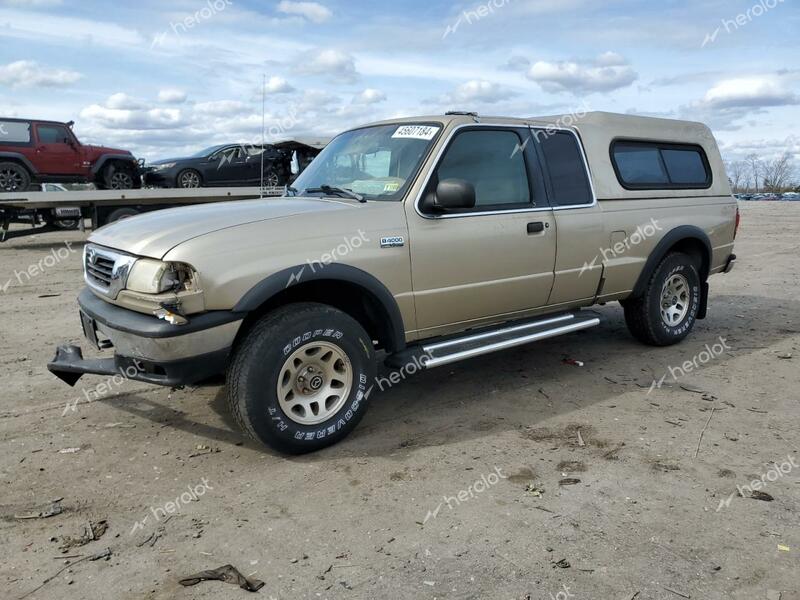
[434,129,532,210]
[37,125,71,145]
[215,146,243,161]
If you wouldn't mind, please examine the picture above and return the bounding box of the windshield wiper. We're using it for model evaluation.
[284,184,299,197]
[304,185,366,203]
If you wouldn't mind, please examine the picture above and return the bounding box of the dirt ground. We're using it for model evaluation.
[1,201,798,600]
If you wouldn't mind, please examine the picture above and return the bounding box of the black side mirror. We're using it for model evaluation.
[434,178,476,211]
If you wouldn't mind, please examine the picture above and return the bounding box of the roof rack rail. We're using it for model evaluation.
[445,111,478,117]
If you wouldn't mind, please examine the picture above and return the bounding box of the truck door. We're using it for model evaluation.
[33,123,83,175]
[405,125,557,338]
[532,128,605,304]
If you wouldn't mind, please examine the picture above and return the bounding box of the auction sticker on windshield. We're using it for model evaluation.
[392,125,440,140]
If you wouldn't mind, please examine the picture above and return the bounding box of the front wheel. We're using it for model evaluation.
[227,303,376,454]
[102,164,137,190]
[623,252,702,346]
[177,169,202,188]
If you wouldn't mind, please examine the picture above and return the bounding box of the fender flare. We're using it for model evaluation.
[0,151,38,175]
[631,225,712,298]
[90,154,139,176]
[234,263,407,353]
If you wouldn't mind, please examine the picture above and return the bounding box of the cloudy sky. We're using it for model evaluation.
[1,0,798,164]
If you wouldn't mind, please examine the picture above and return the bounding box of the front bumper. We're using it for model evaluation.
[142,169,177,188]
[48,288,245,387]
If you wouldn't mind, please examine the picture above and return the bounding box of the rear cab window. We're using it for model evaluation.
[535,130,594,207]
[611,140,712,189]
[0,120,32,144]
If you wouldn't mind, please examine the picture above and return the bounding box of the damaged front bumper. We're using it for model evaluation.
[48,288,244,387]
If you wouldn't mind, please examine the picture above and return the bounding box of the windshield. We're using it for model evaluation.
[190,145,227,158]
[292,123,442,200]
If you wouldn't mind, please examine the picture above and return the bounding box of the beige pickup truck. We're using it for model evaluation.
[49,111,739,453]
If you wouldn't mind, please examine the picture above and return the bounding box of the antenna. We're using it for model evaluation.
[260,73,265,199]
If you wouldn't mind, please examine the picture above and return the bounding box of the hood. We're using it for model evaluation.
[148,157,190,166]
[85,144,134,157]
[89,197,356,259]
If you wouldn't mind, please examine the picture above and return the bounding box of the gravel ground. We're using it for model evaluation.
[1,201,798,600]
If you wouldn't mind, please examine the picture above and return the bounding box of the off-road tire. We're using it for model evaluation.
[106,207,141,223]
[0,161,31,192]
[101,163,137,190]
[177,169,202,188]
[623,252,702,346]
[227,303,376,454]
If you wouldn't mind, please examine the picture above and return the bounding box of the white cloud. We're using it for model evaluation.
[503,56,531,72]
[0,60,82,88]
[0,0,62,5]
[353,88,386,104]
[527,52,638,94]
[296,48,358,82]
[80,105,184,130]
[193,100,250,117]
[703,77,798,109]
[277,1,332,23]
[447,80,517,104]
[106,93,142,110]
[158,88,188,104]
[264,76,295,94]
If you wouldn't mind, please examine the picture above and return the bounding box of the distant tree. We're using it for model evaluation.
[725,160,747,193]
[762,153,794,193]
[745,153,763,193]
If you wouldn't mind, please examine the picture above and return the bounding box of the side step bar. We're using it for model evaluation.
[388,312,600,370]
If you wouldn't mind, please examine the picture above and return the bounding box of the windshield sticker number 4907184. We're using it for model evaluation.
[392,125,440,141]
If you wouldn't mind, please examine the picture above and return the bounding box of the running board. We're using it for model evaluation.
[389,312,600,370]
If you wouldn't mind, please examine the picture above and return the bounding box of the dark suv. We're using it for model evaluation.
[143,143,292,188]
[0,118,141,192]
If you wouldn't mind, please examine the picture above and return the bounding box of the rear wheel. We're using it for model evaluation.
[227,303,376,454]
[262,170,280,187]
[623,252,702,346]
[0,162,31,192]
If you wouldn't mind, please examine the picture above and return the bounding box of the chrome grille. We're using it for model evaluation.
[85,253,115,287]
[84,244,137,298]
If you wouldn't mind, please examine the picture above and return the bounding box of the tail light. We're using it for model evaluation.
[734,206,741,240]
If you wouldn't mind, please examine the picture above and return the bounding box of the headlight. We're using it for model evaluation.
[126,259,197,294]
[151,162,176,171]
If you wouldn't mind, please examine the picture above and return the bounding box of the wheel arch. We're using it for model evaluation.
[0,152,38,176]
[91,154,138,176]
[233,264,407,354]
[630,225,712,299]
